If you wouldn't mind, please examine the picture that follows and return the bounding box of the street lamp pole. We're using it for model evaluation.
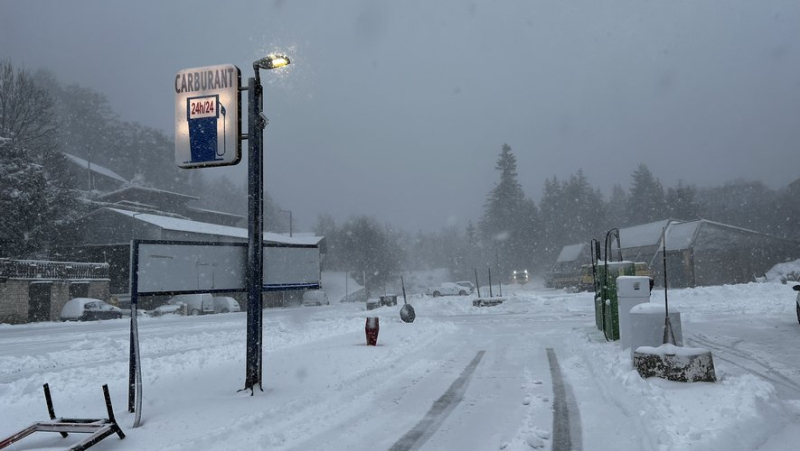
[243,53,290,393]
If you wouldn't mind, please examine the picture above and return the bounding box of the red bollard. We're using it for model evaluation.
[365,317,380,346]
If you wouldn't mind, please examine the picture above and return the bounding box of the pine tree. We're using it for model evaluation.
[336,215,404,291]
[605,184,628,228]
[480,144,538,270]
[627,163,667,225]
[538,176,565,261]
[562,169,605,244]
[666,181,700,221]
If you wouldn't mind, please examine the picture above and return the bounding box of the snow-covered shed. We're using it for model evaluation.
[651,220,800,288]
[545,243,591,288]
[60,207,324,296]
[547,218,800,289]
[618,219,684,262]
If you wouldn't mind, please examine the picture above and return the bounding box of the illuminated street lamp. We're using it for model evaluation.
[244,53,291,393]
[254,54,290,71]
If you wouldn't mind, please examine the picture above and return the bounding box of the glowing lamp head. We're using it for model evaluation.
[254,54,291,70]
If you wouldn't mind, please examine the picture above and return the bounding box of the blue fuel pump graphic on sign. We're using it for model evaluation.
[187,94,227,163]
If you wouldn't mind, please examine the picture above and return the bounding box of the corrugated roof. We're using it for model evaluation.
[63,153,128,184]
[109,208,322,246]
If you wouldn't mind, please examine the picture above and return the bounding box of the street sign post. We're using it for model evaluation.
[175,64,241,168]
[174,55,289,395]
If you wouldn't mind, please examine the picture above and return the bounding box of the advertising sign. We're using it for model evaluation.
[131,241,321,296]
[175,64,241,168]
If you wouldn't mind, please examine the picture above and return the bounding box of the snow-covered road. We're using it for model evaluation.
[2,282,800,450]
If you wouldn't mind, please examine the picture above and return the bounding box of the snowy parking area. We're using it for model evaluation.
[2,281,800,450]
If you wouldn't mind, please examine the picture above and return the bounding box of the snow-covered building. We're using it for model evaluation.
[94,185,244,227]
[617,219,684,262]
[0,259,110,324]
[60,207,324,301]
[652,219,800,288]
[550,219,800,289]
[63,152,129,192]
[64,154,245,227]
[545,243,591,288]
[54,155,323,306]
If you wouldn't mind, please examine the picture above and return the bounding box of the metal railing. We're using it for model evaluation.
[0,259,109,280]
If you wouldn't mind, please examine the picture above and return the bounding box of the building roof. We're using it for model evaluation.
[98,185,199,204]
[63,153,128,184]
[664,221,702,251]
[185,205,244,221]
[662,219,795,251]
[556,243,588,263]
[619,219,683,249]
[109,208,322,246]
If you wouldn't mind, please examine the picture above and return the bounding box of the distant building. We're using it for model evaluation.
[63,153,129,192]
[551,218,800,289]
[651,219,800,288]
[0,259,110,324]
[56,160,324,306]
[545,243,591,288]
[617,219,684,262]
[60,207,323,296]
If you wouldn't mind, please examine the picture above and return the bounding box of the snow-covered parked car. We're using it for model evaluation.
[455,281,475,294]
[425,282,470,297]
[152,303,185,317]
[302,290,329,306]
[794,284,800,324]
[213,296,241,313]
[167,293,214,316]
[60,298,123,321]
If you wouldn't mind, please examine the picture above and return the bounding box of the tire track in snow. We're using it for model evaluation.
[389,350,485,451]
[547,348,583,451]
[687,334,800,398]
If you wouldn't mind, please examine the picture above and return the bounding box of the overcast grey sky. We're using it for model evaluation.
[2,0,799,232]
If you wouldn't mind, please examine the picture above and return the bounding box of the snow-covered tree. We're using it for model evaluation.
[480,144,539,270]
[626,163,667,225]
[0,62,83,257]
[0,139,83,257]
[605,184,628,227]
[0,61,57,152]
[666,181,700,221]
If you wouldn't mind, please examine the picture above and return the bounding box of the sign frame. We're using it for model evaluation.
[175,64,242,169]
[127,239,321,425]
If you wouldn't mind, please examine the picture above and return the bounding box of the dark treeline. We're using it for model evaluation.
[317,144,800,284]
